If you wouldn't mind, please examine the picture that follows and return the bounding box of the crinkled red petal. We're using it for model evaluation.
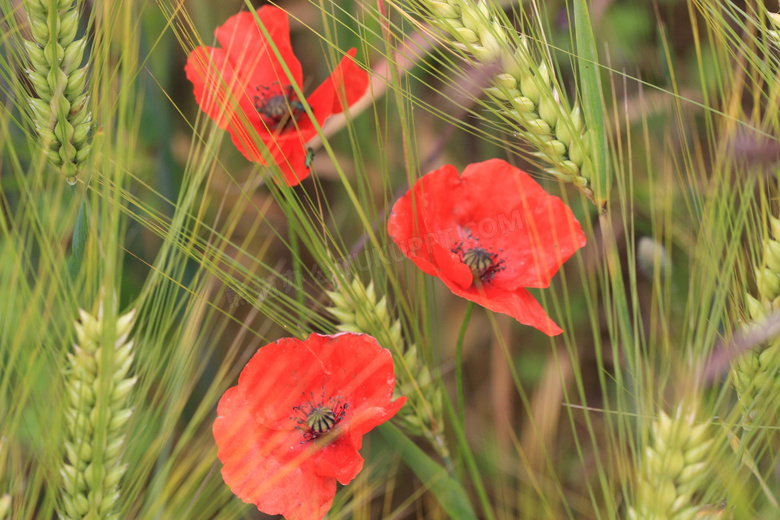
[386,165,454,278]
[328,49,369,114]
[310,434,365,485]
[226,123,314,185]
[241,334,402,430]
[185,46,254,130]
[214,386,337,520]
[349,398,407,444]
[441,278,563,335]
[215,7,302,88]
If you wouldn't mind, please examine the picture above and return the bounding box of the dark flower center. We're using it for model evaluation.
[306,406,336,434]
[462,248,493,278]
[292,396,348,442]
[253,82,305,129]
[452,241,504,286]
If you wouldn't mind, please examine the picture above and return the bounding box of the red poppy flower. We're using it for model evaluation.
[185,6,369,186]
[387,159,586,336]
[213,333,406,520]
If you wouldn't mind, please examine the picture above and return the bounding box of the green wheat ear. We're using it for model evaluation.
[327,278,449,459]
[732,214,780,430]
[22,0,92,184]
[409,0,595,200]
[627,405,719,520]
[60,298,136,520]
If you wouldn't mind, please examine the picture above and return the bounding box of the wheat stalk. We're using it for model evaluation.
[22,0,92,184]
[59,299,136,520]
[406,0,594,199]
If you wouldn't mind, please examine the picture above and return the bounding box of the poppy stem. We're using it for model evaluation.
[456,302,475,430]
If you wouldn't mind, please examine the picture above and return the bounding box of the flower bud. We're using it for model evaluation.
[30,19,49,42]
[475,30,501,63]
[460,4,481,33]
[577,162,592,183]
[657,480,677,512]
[570,106,584,132]
[484,86,509,100]
[47,66,69,94]
[64,441,91,469]
[429,1,459,20]
[29,97,52,121]
[683,438,713,464]
[68,380,95,408]
[60,464,80,495]
[758,345,780,368]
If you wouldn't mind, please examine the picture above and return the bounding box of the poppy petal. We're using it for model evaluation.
[185,46,253,129]
[386,165,454,278]
[215,7,303,88]
[349,399,408,444]
[331,49,370,113]
[431,243,474,290]
[237,337,329,430]
[311,435,365,485]
[226,123,313,185]
[442,280,563,335]
[214,397,336,520]
[308,49,368,116]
